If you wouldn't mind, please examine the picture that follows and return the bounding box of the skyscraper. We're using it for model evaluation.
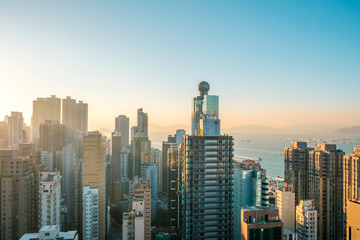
[137,108,148,137]
[296,200,317,240]
[115,115,130,147]
[83,186,99,239]
[111,131,122,181]
[39,171,61,229]
[62,141,77,229]
[39,120,65,153]
[141,163,158,219]
[122,198,145,240]
[133,181,151,240]
[276,182,295,232]
[308,143,345,240]
[131,126,137,141]
[39,120,65,170]
[0,149,36,240]
[83,131,106,240]
[161,135,177,194]
[284,141,313,205]
[233,160,270,239]
[123,179,152,240]
[7,111,24,147]
[182,82,234,239]
[41,151,54,171]
[151,147,162,189]
[167,145,183,235]
[0,119,8,148]
[31,95,61,141]
[130,132,151,179]
[62,96,88,140]
[161,130,185,195]
[121,147,130,178]
[343,146,360,240]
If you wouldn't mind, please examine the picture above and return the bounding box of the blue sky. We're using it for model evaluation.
[0,1,359,130]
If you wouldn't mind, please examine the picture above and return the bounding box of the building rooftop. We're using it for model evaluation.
[284,228,296,235]
[242,206,277,212]
[20,225,78,240]
[40,171,60,182]
[88,131,101,136]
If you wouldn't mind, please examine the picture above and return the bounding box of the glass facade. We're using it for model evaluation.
[203,95,219,118]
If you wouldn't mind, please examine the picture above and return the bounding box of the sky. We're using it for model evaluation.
[0,1,359,132]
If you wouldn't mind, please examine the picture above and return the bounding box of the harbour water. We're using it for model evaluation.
[232,134,357,179]
[152,134,358,179]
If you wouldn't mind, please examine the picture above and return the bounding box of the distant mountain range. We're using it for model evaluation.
[223,124,360,136]
[333,126,360,135]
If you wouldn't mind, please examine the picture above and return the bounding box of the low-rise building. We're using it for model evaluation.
[20,225,78,240]
[241,206,283,240]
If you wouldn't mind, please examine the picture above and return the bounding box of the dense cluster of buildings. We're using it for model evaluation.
[0,83,359,240]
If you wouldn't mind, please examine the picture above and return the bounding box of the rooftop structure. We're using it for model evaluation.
[20,225,78,240]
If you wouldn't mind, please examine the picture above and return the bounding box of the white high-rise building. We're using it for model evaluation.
[41,151,54,171]
[122,197,145,240]
[296,200,317,240]
[276,183,296,232]
[39,172,61,229]
[83,186,99,240]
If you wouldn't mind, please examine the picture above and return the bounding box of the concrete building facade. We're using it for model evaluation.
[308,144,345,240]
[343,146,360,240]
[39,171,62,228]
[241,206,283,240]
[62,96,88,141]
[167,145,183,235]
[83,131,106,240]
[296,200,317,240]
[183,82,234,239]
[7,111,24,147]
[32,95,61,141]
[82,187,99,239]
[234,160,270,239]
[276,183,295,232]
[284,141,313,206]
[0,149,36,240]
[130,132,151,179]
[115,115,129,147]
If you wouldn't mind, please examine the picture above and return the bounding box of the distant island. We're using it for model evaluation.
[334,126,360,135]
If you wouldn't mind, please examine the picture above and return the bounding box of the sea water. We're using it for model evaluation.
[152,134,358,179]
[233,134,357,179]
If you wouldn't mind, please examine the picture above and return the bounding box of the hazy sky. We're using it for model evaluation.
[1,1,359,131]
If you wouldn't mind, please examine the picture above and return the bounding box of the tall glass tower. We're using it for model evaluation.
[183,82,234,239]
